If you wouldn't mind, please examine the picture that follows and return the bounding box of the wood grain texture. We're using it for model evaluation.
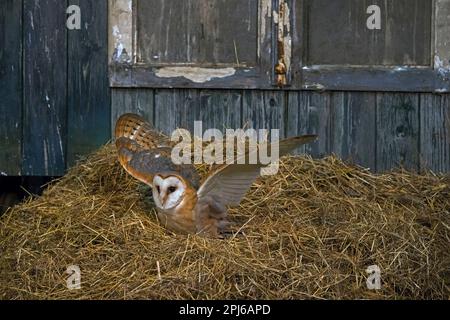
[419,94,450,173]
[111,89,155,137]
[242,90,286,140]
[199,90,242,131]
[305,0,432,66]
[0,0,22,175]
[376,93,420,172]
[329,92,376,170]
[22,0,68,176]
[154,89,201,135]
[110,0,273,89]
[67,0,110,167]
[137,0,258,66]
[112,89,450,173]
[294,91,331,157]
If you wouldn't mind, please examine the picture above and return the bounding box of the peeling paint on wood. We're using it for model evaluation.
[258,0,272,59]
[109,0,133,63]
[435,55,450,78]
[155,67,237,83]
[434,0,450,92]
[435,0,450,66]
[111,0,272,88]
[282,2,292,78]
[274,0,292,87]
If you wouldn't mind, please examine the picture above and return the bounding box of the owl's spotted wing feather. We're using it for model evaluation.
[115,113,171,150]
[197,135,318,207]
[115,114,200,188]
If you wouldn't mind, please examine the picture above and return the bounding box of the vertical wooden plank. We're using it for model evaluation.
[242,90,285,139]
[111,89,154,136]
[420,94,450,173]
[0,0,22,175]
[329,92,377,170]
[286,91,330,157]
[199,90,242,131]
[23,0,67,176]
[435,0,450,69]
[67,0,110,166]
[285,91,303,154]
[376,93,420,172]
[154,89,201,136]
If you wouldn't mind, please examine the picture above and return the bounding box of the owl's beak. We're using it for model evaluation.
[161,193,169,207]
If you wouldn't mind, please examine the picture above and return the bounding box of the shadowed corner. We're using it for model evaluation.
[0,176,60,217]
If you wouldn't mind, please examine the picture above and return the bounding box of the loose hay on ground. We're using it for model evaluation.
[0,143,449,299]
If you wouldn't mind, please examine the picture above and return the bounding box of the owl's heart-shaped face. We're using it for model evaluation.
[152,175,186,210]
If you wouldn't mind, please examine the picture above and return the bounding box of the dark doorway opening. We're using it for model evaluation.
[0,177,60,216]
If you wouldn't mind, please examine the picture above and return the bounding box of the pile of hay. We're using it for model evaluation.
[0,143,449,299]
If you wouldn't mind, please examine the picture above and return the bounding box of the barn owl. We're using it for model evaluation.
[115,113,317,237]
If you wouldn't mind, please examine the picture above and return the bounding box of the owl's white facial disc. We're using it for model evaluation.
[152,175,186,210]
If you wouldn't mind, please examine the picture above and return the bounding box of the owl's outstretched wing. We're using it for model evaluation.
[196,135,318,207]
[115,114,200,187]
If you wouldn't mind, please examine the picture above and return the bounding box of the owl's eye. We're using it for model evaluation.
[168,186,177,194]
[156,185,161,193]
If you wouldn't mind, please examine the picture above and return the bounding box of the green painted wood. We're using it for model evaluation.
[0,0,22,176]
[67,0,110,166]
[376,93,420,172]
[22,0,68,176]
[419,94,450,173]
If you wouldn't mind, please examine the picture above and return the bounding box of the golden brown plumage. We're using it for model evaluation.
[115,113,318,237]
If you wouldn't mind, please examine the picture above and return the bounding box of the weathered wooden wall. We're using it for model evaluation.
[1,0,449,177]
[0,0,23,176]
[0,0,110,176]
[112,89,450,173]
